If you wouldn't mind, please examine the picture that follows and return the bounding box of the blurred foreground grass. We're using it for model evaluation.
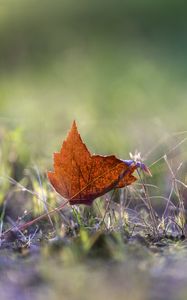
[1,240,187,300]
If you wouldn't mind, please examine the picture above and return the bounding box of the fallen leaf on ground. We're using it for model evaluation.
[48,121,150,205]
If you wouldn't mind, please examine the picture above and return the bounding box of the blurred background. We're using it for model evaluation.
[0,0,187,170]
[1,3,187,300]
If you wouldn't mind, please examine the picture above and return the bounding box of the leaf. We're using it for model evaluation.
[48,121,149,205]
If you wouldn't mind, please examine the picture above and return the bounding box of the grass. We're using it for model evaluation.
[0,125,187,251]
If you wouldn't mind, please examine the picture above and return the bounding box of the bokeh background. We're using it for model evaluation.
[1,3,187,300]
[1,0,187,168]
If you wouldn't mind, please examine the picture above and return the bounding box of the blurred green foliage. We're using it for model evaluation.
[0,127,30,203]
[0,1,187,208]
[0,0,187,165]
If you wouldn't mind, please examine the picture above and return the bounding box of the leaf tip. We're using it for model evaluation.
[72,120,77,129]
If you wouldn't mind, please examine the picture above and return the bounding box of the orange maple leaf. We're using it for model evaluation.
[48,121,149,205]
